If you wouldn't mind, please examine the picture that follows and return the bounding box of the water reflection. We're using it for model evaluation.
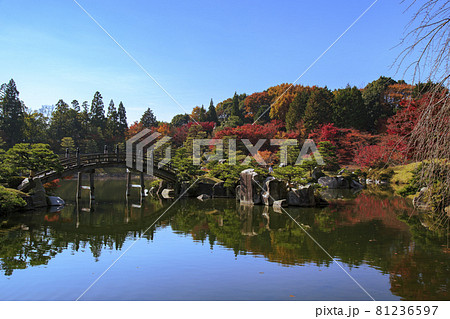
[0,180,448,300]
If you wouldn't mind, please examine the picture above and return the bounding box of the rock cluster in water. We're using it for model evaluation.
[237,168,326,208]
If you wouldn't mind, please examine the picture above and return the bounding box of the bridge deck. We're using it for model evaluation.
[18,153,177,191]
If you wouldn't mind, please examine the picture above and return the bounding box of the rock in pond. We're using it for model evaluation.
[287,185,316,207]
[261,177,287,206]
[48,196,65,206]
[212,181,227,197]
[239,169,263,205]
[318,176,349,189]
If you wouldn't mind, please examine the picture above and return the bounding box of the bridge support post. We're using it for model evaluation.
[140,172,145,198]
[89,170,95,200]
[126,169,132,197]
[77,172,82,199]
[76,148,81,166]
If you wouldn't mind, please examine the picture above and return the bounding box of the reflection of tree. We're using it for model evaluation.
[169,197,413,268]
[1,191,448,300]
[389,250,449,300]
[388,214,449,300]
[170,195,449,300]
[0,226,62,276]
[0,197,170,275]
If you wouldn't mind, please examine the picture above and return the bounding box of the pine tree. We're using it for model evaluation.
[105,99,119,144]
[171,113,190,127]
[362,76,397,132]
[71,100,80,112]
[90,91,106,130]
[230,92,241,117]
[303,87,334,132]
[318,141,340,171]
[117,101,127,139]
[49,99,72,147]
[286,90,310,131]
[332,85,365,130]
[0,79,25,147]
[79,101,90,139]
[206,98,218,123]
[141,107,157,128]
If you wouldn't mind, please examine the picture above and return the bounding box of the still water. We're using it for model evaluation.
[0,179,448,300]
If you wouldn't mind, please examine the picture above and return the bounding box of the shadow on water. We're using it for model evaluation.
[0,179,448,300]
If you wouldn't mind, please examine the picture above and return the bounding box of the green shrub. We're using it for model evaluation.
[148,179,161,189]
[0,186,27,213]
[366,168,394,181]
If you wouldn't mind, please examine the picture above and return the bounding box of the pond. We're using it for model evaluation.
[0,179,448,300]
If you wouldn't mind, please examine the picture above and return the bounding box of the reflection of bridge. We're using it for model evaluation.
[18,151,178,199]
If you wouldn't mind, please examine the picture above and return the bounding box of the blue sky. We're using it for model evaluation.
[0,0,418,123]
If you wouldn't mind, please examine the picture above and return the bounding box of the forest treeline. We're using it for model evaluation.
[0,76,445,168]
[1,76,449,218]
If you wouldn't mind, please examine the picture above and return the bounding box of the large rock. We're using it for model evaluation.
[318,176,337,188]
[318,176,349,189]
[197,182,214,196]
[312,167,325,180]
[48,196,65,206]
[30,178,48,208]
[288,185,316,207]
[350,179,364,189]
[239,169,263,205]
[261,177,287,206]
[212,181,227,197]
[314,194,329,207]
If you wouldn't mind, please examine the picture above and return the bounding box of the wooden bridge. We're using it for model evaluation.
[18,150,178,199]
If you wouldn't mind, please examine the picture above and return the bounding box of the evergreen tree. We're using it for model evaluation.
[79,101,90,140]
[61,137,76,152]
[191,105,207,122]
[141,107,157,128]
[230,92,241,118]
[362,76,397,132]
[303,87,334,132]
[333,85,365,130]
[81,101,89,114]
[117,101,128,138]
[206,99,218,123]
[23,110,48,144]
[71,100,80,112]
[253,105,271,124]
[49,99,69,142]
[318,141,339,171]
[286,90,311,131]
[105,99,119,144]
[171,113,190,127]
[0,79,25,147]
[90,91,106,130]
[49,99,82,150]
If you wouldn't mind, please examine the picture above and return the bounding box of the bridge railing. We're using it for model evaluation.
[56,150,176,174]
